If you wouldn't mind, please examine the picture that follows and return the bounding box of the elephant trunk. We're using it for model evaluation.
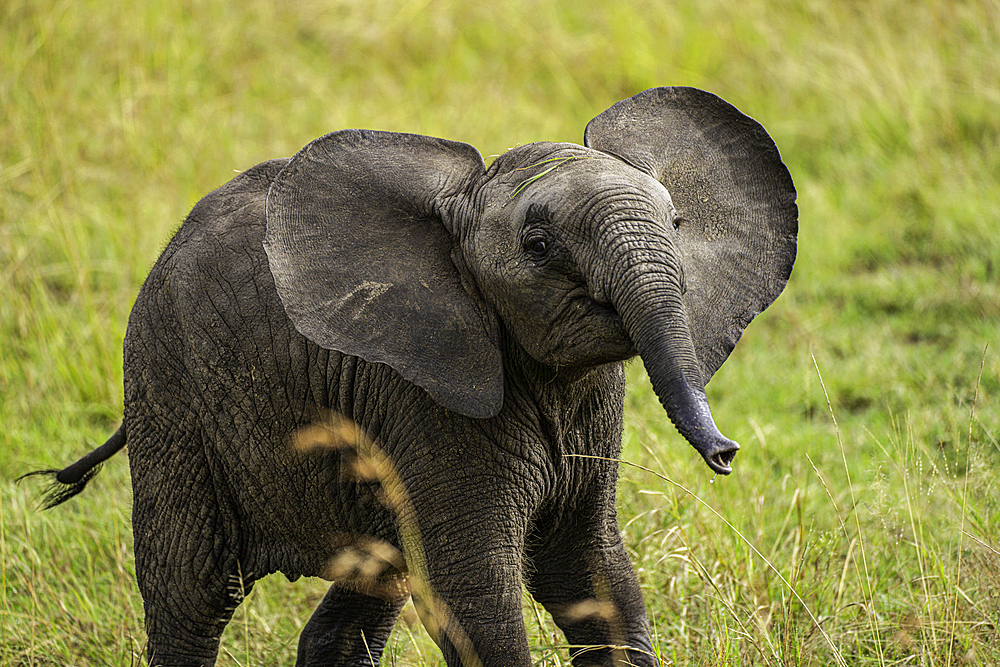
[604,227,740,475]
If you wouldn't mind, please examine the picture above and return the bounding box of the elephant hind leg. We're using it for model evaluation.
[142,575,251,666]
[296,581,409,666]
[137,526,255,666]
[131,459,253,666]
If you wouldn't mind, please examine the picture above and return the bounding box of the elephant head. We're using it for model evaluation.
[264,87,797,474]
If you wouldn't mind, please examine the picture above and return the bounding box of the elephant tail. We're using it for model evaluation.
[17,425,127,509]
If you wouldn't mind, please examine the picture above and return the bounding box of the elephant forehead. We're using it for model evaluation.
[531,159,677,225]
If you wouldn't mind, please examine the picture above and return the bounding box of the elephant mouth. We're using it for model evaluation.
[584,296,623,324]
[581,297,636,356]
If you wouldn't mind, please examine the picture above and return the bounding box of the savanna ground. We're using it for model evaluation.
[2,0,998,664]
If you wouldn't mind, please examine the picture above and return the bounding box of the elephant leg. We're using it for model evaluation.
[404,487,533,666]
[296,582,409,666]
[415,546,531,667]
[526,522,657,666]
[135,524,250,666]
[131,449,250,666]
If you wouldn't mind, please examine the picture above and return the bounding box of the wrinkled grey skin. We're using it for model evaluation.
[29,88,797,666]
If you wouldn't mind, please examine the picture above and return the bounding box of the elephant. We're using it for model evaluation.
[24,87,797,666]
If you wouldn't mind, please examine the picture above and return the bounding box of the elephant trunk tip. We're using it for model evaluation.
[700,435,739,475]
[656,376,741,475]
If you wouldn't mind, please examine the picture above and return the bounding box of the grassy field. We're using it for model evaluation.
[2,0,998,664]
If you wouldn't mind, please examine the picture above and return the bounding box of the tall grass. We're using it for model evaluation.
[3,0,998,664]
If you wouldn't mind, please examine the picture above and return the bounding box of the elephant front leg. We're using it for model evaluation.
[526,521,658,666]
[405,490,534,667]
[414,544,532,667]
[296,581,409,666]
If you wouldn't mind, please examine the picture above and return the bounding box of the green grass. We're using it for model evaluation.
[2,0,998,664]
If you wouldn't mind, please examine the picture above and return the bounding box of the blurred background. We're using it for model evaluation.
[2,0,997,664]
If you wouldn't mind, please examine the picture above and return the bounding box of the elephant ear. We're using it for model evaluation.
[584,86,798,383]
[264,129,503,419]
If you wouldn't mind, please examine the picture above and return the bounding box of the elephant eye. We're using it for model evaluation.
[522,204,552,262]
[523,235,549,261]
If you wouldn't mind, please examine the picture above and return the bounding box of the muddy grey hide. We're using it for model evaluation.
[25,87,797,666]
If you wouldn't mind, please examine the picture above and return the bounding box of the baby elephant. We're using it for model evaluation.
[28,87,797,666]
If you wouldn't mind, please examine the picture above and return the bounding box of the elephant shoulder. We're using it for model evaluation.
[153,158,289,276]
[132,159,293,335]
[182,158,290,242]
